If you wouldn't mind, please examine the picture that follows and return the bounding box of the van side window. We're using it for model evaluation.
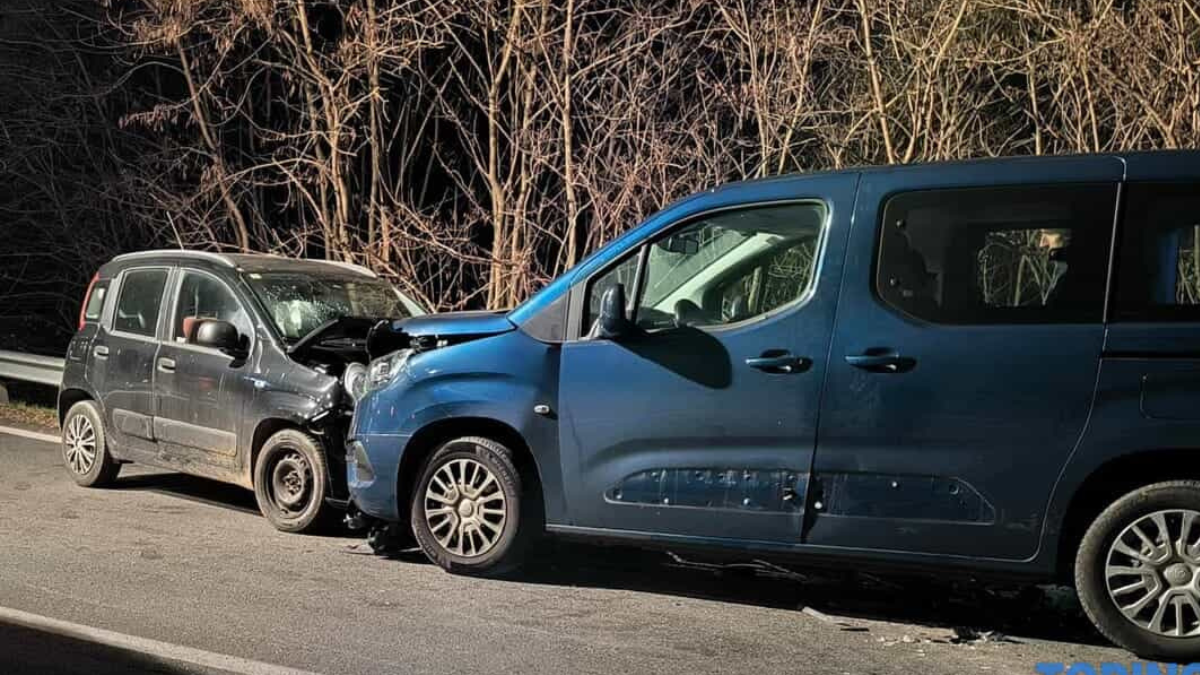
[875,184,1117,324]
[113,269,169,337]
[592,203,827,334]
[1114,183,1200,321]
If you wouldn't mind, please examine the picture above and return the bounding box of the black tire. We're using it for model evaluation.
[61,400,120,487]
[410,436,540,576]
[253,429,336,534]
[1076,480,1200,660]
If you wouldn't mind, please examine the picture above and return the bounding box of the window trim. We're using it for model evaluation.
[107,266,173,342]
[871,183,1120,327]
[166,267,256,355]
[570,198,831,340]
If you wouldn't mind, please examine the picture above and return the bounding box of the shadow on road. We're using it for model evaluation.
[0,620,226,675]
[504,541,1107,649]
[117,473,261,516]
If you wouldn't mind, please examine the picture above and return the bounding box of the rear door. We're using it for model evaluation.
[807,157,1122,560]
[153,268,255,473]
[92,267,171,458]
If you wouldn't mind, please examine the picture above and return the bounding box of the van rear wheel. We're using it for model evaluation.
[410,437,536,576]
[1076,481,1200,660]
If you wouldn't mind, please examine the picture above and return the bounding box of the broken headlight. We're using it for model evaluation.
[342,363,369,403]
[365,348,413,393]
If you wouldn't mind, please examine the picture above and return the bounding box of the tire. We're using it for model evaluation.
[253,429,336,534]
[410,436,539,576]
[1076,480,1200,660]
[61,400,120,487]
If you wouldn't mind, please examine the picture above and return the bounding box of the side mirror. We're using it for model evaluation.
[194,319,245,356]
[595,284,634,340]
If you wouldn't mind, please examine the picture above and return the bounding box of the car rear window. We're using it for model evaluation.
[83,281,109,322]
[113,269,169,337]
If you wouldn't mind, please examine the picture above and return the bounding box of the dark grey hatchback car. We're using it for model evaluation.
[58,250,424,532]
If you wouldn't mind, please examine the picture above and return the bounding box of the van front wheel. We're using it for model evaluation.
[1076,481,1200,660]
[410,437,535,576]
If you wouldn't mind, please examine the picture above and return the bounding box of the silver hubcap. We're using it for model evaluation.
[424,457,507,558]
[1106,509,1200,637]
[63,414,97,475]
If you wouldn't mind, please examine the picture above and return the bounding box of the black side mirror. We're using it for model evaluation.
[194,319,245,356]
[595,284,634,340]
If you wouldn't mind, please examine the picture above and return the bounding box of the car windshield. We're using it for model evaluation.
[245,272,415,341]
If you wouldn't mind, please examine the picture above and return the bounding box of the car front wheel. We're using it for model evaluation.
[410,436,537,575]
[1076,481,1200,660]
[253,429,335,534]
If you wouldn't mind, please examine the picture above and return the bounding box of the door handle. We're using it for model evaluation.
[92,345,109,359]
[845,349,913,373]
[745,351,811,374]
[157,357,176,373]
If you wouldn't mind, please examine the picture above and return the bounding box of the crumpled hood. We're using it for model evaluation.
[368,310,515,356]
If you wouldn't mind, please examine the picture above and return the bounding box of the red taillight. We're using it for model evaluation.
[79,272,99,330]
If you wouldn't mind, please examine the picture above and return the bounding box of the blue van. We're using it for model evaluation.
[347,151,1200,658]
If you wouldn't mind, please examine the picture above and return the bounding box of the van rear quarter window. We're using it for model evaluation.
[1114,182,1200,321]
[874,184,1117,324]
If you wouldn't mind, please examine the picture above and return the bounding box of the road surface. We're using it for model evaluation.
[0,428,1131,674]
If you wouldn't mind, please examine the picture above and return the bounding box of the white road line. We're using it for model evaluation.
[0,424,58,444]
[0,605,327,675]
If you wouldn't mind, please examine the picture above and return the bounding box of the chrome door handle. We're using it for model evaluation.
[92,345,109,359]
[157,357,176,373]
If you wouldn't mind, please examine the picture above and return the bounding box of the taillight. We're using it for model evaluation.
[78,272,99,330]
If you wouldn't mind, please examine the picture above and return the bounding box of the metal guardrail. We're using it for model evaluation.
[0,349,65,388]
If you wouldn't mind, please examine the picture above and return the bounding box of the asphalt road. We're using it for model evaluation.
[0,429,1134,674]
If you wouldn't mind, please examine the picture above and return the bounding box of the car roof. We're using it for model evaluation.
[100,251,377,279]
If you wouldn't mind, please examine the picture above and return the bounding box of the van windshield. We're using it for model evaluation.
[246,273,414,341]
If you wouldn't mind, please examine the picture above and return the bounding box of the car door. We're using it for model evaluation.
[153,267,255,475]
[807,156,1123,560]
[557,175,856,545]
[92,267,172,459]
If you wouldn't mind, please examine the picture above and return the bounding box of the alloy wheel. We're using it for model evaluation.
[423,457,507,558]
[1105,509,1200,637]
[63,413,97,475]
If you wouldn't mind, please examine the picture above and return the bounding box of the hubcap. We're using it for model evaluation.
[424,457,507,558]
[1105,509,1200,637]
[269,452,311,513]
[63,414,97,475]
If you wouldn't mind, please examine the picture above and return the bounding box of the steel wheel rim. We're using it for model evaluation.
[268,451,312,515]
[1105,509,1200,638]
[63,413,97,475]
[423,457,507,558]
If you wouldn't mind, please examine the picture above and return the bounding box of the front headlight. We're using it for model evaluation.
[342,363,369,403]
[365,348,413,393]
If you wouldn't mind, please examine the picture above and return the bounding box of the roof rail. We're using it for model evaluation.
[306,259,377,278]
[112,249,236,267]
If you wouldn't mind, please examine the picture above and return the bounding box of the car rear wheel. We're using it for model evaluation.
[410,437,537,575]
[61,401,120,487]
[1076,481,1200,660]
[253,429,335,534]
